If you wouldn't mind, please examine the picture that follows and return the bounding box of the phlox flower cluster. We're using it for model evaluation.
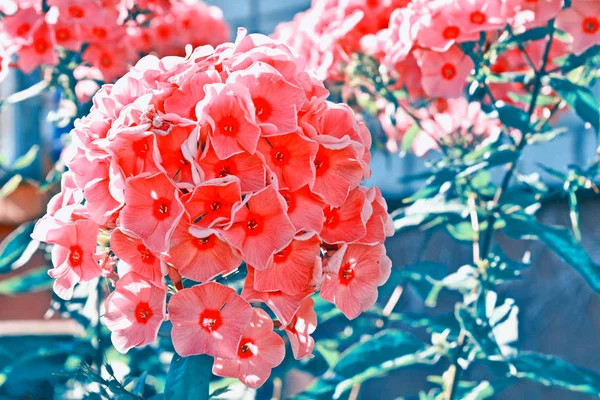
[275,0,595,155]
[32,30,393,389]
[380,98,503,156]
[0,0,228,85]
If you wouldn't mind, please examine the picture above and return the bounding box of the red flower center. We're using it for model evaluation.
[214,160,236,178]
[582,17,600,34]
[68,245,83,267]
[16,23,31,36]
[323,206,340,228]
[56,28,71,41]
[218,167,229,177]
[34,38,49,54]
[338,262,355,285]
[137,244,155,264]
[100,53,113,68]
[253,97,272,121]
[156,25,171,39]
[199,309,222,332]
[244,213,264,236]
[134,302,153,324]
[68,6,85,18]
[210,201,221,211]
[314,154,330,177]
[470,11,486,25]
[93,27,107,39]
[192,234,216,250]
[182,19,191,29]
[271,147,289,165]
[132,139,149,157]
[153,199,171,220]
[280,191,296,213]
[238,338,255,359]
[440,63,457,80]
[274,243,293,263]
[443,26,460,40]
[220,116,239,136]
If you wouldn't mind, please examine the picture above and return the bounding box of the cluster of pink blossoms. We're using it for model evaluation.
[0,0,228,83]
[276,0,596,97]
[276,0,597,155]
[381,98,503,156]
[32,30,393,388]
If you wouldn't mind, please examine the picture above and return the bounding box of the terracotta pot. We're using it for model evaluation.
[0,182,51,321]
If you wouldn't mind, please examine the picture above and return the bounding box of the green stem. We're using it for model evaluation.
[481,20,555,259]
[447,21,556,400]
[95,279,104,373]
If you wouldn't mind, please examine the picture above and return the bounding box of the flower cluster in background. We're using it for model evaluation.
[0,0,229,99]
[275,0,598,155]
[31,29,393,389]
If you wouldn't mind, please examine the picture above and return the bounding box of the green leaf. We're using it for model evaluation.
[331,330,433,398]
[508,351,600,396]
[401,124,421,156]
[402,169,456,204]
[502,211,600,293]
[0,266,52,295]
[446,221,485,242]
[0,81,49,109]
[12,145,39,170]
[526,127,567,144]
[209,385,231,399]
[394,196,468,233]
[487,245,530,283]
[132,372,148,396]
[507,92,556,108]
[292,379,337,400]
[164,354,212,400]
[496,104,530,132]
[208,378,236,399]
[460,379,515,400]
[0,175,22,199]
[333,330,424,378]
[314,341,340,369]
[560,45,600,73]
[456,305,504,359]
[549,76,600,134]
[0,339,94,389]
[506,26,550,45]
[387,312,460,335]
[386,262,447,301]
[0,221,38,273]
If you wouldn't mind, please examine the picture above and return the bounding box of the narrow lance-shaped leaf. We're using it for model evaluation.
[456,305,504,359]
[0,266,52,295]
[560,45,600,73]
[502,210,600,293]
[549,76,600,134]
[0,175,23,199]
[331,330,434,398]
[508,351,600,396]
[12,145,40,170]
[0,221,38,273]
[496,104,530,132]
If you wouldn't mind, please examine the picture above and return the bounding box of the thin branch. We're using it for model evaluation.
[481,20,556,258]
